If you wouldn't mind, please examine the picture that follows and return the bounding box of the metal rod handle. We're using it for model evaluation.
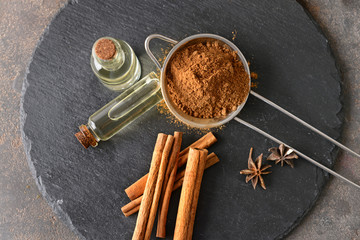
[234,117,360,190]
[250,90,360,158]
[144,34,178,69]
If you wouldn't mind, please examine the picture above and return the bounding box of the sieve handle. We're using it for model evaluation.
[145,34,179,69]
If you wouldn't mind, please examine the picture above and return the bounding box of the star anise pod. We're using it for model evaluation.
[240,148,271,190]
[267,144,298,168]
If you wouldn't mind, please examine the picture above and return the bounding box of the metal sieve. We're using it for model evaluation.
[145,33,360,189]
[145,33,251,129]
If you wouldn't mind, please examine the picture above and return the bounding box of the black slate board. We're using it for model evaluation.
[21,0,343,239]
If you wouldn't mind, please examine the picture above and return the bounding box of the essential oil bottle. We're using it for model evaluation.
[75,72,162,148]
[90,37,141,91]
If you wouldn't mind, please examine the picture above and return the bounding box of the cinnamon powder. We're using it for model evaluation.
[166,40,249,119]
[95,38,116,60]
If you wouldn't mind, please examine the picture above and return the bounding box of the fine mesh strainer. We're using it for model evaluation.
[145,33,251,128]
[145,33,360,189]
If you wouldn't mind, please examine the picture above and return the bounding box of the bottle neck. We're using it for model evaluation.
[92,37,125,71]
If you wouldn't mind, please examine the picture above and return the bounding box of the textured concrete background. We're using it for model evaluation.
[0,0,359,239]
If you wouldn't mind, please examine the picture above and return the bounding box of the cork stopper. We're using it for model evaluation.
[95,38,116,60]
[75,125,98,149]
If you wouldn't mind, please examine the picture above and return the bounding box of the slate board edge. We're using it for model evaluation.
[20,1,86,240]
[19,1,344,240]
[274,2,345,239]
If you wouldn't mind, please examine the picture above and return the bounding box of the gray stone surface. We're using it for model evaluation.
[288,1,360,239]
[1,0,359,240]
[0,1,78,240]
[19,0,344,239]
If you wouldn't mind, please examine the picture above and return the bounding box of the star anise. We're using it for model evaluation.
[240,148,271,190]
[267,144,298,168]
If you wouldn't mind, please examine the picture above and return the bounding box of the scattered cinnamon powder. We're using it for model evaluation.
[251,82,259,88]
[166,40,249,119]
[232,30,238,41]
[95,38,116,60]
[251,72,258,80]
[250,71,259,88]
[159,48,170,65]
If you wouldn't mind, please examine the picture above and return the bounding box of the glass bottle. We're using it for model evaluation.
[90,37,141,91]
[75,72,162,148]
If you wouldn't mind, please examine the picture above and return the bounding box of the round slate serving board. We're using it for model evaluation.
[21,0,343,239]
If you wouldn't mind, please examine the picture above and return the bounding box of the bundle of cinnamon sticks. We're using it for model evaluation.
[122,132,219,240]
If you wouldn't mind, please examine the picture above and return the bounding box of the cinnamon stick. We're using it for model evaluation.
[121,196,142,217]
[174,148,203,240]
[176,132,217,168]
[156,132,183,238]
[174,152,218,191]
[187,149,207,240]
[121,153,219,217]
[125,132,217,201]
[172,176,184,191]
[132,133,167,240]
[162,132,183,193]
[175,151,217,182]
[144,135,174,240]
[123,204,140,217]
[175,169,185,182]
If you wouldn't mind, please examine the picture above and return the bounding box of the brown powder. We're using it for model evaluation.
[251,72,258,79]
[251,71,259,88]
[232,30,238,41]
[156,100,225,134]
[166,40,249,119]
[95,38,116,60]
[157,48,226,133]
[251,82,259,88]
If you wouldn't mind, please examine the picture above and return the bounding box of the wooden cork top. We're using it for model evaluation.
[75,125,98,149]
[95,38,116,60]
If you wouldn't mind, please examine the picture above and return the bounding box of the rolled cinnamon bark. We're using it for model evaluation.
[144,135,174,240]
[187,148,208,240]
[162,132,183,194]
[132,133,167,240]
[156,132,183,238]
[121,153,219,217]
[176,132,216,169]
[174,148,208,240]
[175,169,185,182]
[125,132,217,201]
[123,204,140,217]
[178,133,215,157]
[121,196,142,217]
[173,152,218,192]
